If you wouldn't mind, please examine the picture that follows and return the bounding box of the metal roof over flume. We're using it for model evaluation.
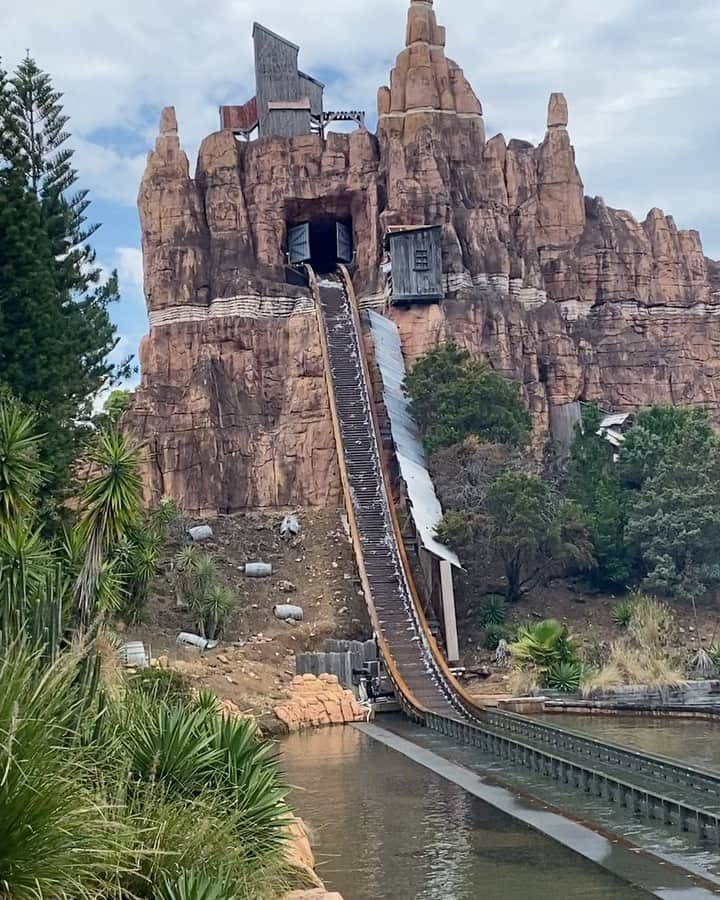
[368,310,461,571]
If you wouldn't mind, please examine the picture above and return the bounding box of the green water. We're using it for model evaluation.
[281,727,651,900]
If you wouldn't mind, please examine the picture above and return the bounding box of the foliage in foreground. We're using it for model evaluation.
[0,642,298,900]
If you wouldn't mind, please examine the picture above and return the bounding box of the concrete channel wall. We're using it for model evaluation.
[425,709,720,845]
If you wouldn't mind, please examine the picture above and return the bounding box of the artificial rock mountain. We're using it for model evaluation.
[127,0,720,514]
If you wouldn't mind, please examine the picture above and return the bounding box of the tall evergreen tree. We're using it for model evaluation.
[9,55,99,293]
[0,56,132,496]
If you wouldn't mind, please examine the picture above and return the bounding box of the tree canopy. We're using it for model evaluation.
[438,470,595,601]
[404,341,532,453]
[0,55,131,496]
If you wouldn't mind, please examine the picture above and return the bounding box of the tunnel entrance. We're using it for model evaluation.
[287,218,353,273]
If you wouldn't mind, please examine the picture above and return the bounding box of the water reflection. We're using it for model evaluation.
[281,727,649,900]
[544,715,720,773]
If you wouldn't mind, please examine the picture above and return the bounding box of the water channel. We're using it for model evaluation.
[540,714,720,774]
[282,726,657,899]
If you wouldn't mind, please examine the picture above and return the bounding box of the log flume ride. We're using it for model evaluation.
[310,266,720,846]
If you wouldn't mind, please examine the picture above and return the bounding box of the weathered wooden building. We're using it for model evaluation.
[220,23,365,141]
[387,225,443,304]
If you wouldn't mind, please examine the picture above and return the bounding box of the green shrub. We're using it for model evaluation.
[510,619,579,672]
[710,643,720,671]
[479,595,506,627]
[546,660,583,693]
[130,667,192,704]
[611,599,634,628]
[484,624,512,651]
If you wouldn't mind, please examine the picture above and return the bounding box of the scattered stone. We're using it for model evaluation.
[277,580,297,593]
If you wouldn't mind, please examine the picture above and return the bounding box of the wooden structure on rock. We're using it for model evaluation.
[387,225,443,305]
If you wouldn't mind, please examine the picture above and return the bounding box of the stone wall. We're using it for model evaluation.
[274,674,366,732]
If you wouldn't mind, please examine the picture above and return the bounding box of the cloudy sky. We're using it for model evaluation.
[5,0,719,387]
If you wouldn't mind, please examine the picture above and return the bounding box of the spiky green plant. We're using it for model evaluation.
[96,557,129,613]
[0,398,45,526]
[195,584,237,641]
[510,619,579,672]
[174,545,203,608]
[546,660,583,693]
[611,599,634,628]
[479,595,506,627]
[484,624,512,651]
[0,519,53,610]
[0,642,128,899]
[74,429,143,620]
[156,869,243,900]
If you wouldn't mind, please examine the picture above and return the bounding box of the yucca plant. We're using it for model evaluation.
[121,524,163,622]
[0,398,46,527]
[0,519,54,611]
[611,599,634,628]
[96,557,129,614]
[479,595,506,627]
[546,660,583,693]
[156,868,243,900]
[174,545,203,608]
[195,584,237,641]
[74,429,144,621]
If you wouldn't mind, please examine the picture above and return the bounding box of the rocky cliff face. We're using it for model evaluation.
[126,0,720,513]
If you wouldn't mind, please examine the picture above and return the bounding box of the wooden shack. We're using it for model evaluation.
[252,24,325,139]
[387,225,443,304]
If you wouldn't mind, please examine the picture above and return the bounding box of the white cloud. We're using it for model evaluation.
[73,138,146,207]
[4,0,718,257]
[116,247,144,296]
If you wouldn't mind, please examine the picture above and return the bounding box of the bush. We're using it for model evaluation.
[510,619,579,672]
[611,600,634,628]
[627,594,674,653]
[479,595,506,627]
[130,667,192,704]
[710,643,720,672]
[404,341,532,453]
[484,624,512,651]
[546,660,583,693]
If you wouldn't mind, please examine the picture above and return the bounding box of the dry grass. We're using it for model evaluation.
[509,667,541,697]
[583,643,685,695]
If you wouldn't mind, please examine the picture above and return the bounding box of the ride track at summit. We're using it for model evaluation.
[310,264,720,848]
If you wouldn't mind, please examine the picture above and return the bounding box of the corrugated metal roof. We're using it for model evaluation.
[368,311,461,569]
[600,412,632,429]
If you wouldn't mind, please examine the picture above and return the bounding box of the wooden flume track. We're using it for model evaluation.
[309,265,720,847]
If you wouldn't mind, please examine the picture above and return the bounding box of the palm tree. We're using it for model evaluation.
[0,398,45,527]
[74,430,143,621]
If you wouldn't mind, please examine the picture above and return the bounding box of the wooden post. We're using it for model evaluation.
[440,559,459,663]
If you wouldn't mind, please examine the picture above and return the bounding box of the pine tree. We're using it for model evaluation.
[9,55,99,294]
[0,56,133,496]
